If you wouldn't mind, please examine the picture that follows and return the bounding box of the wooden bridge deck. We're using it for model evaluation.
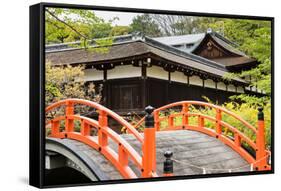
[47,130,251,180]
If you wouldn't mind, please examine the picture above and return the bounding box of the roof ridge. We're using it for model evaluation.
[153,33,205,39]
[211,31,239,47]
[45,34,135,51]
[46,33,229,71]
[143,36,227,71]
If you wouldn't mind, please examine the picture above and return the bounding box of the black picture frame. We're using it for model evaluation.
[29,2,274,188]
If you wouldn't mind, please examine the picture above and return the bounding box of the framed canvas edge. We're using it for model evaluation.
[29,2,275,189]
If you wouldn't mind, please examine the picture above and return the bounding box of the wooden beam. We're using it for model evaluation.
[103,69,107,82]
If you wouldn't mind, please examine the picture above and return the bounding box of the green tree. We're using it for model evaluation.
[45,8,114,44]
[110,25,132,36]
[149,15,201,36]
[130,14,162,37]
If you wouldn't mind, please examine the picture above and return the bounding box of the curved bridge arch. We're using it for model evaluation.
[133,101,271,171]
[46,99,147,179]
[46,99,271,181]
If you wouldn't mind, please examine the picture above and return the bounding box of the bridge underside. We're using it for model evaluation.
[46,130,250,182]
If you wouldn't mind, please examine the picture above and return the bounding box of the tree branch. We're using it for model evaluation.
[46,9,89,40]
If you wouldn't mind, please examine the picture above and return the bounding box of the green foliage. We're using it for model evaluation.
[130,14,162,37]
[110,26,132,36]
[45,62,102,106]
[46,8,114,44]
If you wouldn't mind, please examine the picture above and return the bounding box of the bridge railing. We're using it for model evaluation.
[45,99,157,179]
[133,101,271,171]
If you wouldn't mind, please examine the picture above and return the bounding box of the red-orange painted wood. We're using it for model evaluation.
[46,99,271,179]
[46,99,148,179]
[133,101,271,172]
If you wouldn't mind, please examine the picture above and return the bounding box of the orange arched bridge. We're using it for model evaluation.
[45,99,271,181]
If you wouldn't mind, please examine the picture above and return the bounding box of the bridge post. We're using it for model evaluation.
[168,116,174,129]
[65,101,74,132]
[98,110,108,148]
[163,151,173,176]
[216,109,222,135]
[142,105,156,177]
[198,115,204,129]
[256,107,267,170]
[154,110,160,131]
[182,103,189,128]
[51,120,60,137]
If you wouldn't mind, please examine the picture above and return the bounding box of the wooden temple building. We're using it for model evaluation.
[46,30,263,115]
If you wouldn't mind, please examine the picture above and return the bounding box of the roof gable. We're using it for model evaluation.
[192,33,245,58]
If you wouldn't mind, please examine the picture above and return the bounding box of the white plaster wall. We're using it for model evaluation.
[217,82,226,91]
[171,71,186,84]
[228,84,236,92]
[107,65,141,79]
[147,65,168,80]
[84,68,103,81]
[251,86,257,92]
[205,79,216,89]
[237,86,245,93]
[189,75,203,86]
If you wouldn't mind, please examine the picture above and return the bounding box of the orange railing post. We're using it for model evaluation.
[65,101,74,132]
[154,110,160,131]
[168,116,174,129]
[216,109,222,135]
[81,120,90,136]
[118,144,129,167]
[234,132,241,147]
[256,107,267,170]
[198,115,204,129]
[182,103,189,128]
[51,120,60,137]
[142,106,156,177]
[163,151,173,176]
[98,110,108,148]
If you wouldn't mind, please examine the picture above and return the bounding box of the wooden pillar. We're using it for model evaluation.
[202,79,205,88]
[187,75,190,86]
[103,69,108,107]
[166,80,170,104]
[141,64,147,79]
[103,69,107,81]
[141,64,147,109]
[168,71,171,83]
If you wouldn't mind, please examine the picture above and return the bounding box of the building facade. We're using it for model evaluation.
[46,31,263,115]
